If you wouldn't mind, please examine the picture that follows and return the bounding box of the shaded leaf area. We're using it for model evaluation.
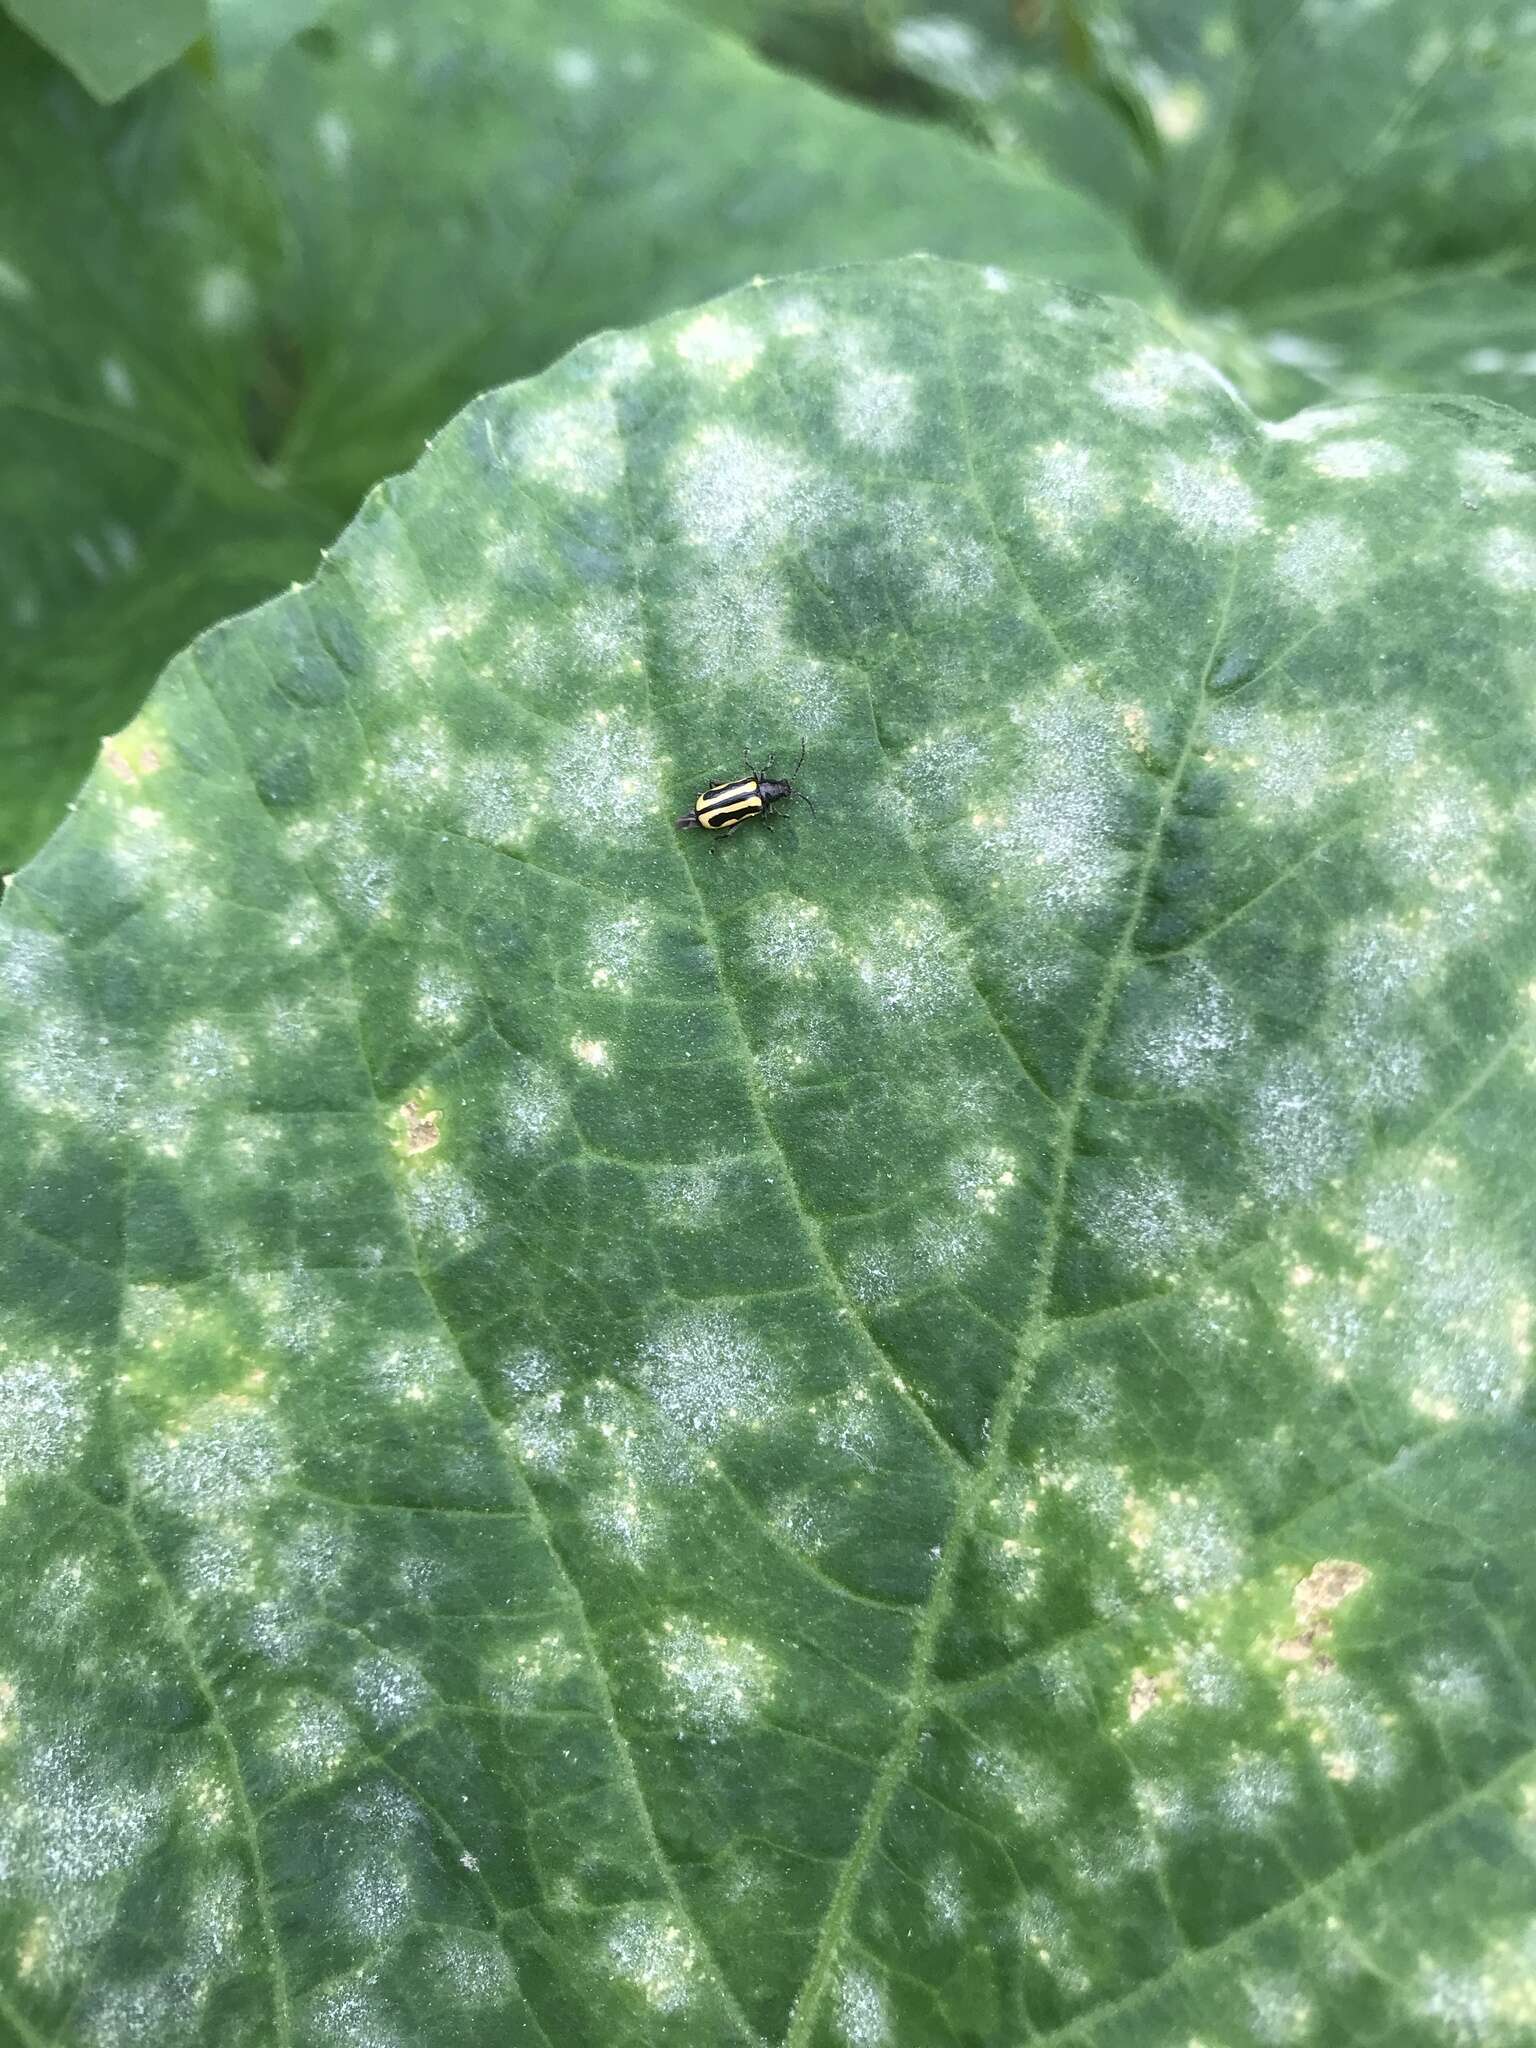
[3,261,1535,2046]
[0,0,206,100]
[0,0,1152,877]
[700,0,1536,421]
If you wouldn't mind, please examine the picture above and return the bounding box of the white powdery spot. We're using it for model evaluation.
[511,393,621,498]
[1285,1668,1400,1786]
[672,425,831,558]
[654,1616,772,1735]
[459,758,535,846]
[1083,1162,1215,1283]
[195,264,255,333]
[5,1731,164,1890]
[827,327,916,452]
[1457,447,1535,499]
[0,253,34,302]
[852,903,966,1024]
[404,1166,487,1248]
[746,897,831,980]
[1409,1653,1490,1722]
[1217,1755,1299,1831]
[1243,1972,1315,2044]
[674,310,762,382]
[1413,1921,1536,2043]
[1124,1488,1247,1606]
[268,1694,356,1788]
[134,1401,286,1517]
[834,1963,892,2046]
[1030,441,1113,549]
[547,708,657,842]
[1242,1051,1353,1203]
[1275,515,1368,610]
[606,1906,699,2013]
[1149,454,1261,543]
[1480,525,1536,593]
[1094,346,1235,420]
[1309,438,1407,480]
[1207,702,1340,814]
[500,1062,566,1152]
[368,1337,459,1406]
[0,1362,89,1490]
[585,909,650,991]
[1118,959,1248,1093]
[637,1307,777,1438]
[650,1164,728,1230]
[341,1853,412,1940]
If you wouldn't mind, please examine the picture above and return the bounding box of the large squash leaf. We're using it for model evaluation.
[3,259,1533,2047]
[0,0,1152,878]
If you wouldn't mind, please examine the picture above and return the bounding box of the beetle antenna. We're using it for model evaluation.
[795,791,815,818]
[794,736,806,777]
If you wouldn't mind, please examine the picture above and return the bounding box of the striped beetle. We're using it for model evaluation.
[675,742,814,845]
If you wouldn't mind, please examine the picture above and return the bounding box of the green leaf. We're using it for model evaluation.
[4,258,1534,2046]
[0,0,1153,875]
[0,0,206,99]
[1078,0,1536,416]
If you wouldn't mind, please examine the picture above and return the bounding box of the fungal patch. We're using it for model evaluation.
[1148,77,1207,143]
[1115,958,1248,1093]
[1082,1160,1216,1285]
[485,1631,580,1712]
[501,1062,566,1151]
[1275,514,1369,610]
[1121,1486,1247,1608]
[547,706,657,841]
[341,1853,412,1941]
[1126,1666,1176,1723]
[606,1905,699,2013]
[569,1035,609,1069]
[267,1693,356,1788]
[636,1306,778,1439]
[413,966,474,1034]
[510,393,622,498]
[1457,447,1535,499]
[672,424,832,559]
[649,1164,727,1230]
[1284,1666,1399,1786]
[1480,525,1536,593]
[0,253,33,302]
[833,1963,892,2047]
[827,327,916,451]
[1148,453,1261,542]
[674,310,762,382]
[0,1361,90,1494]
[1242,1051,1353,1204]
[368,1337,459,1406]
[459,757,537,845]
[949,1146,1018,1216]
[970,1742,1066,1826]
[1309,436,1409,482]
[1414,1923,1536,2044]
[747,898,830,980]
[133,1400,286,1518]
[1093,345,1235,420]
[852,903,965,1023]
[585,910,650,991]
[1030,440,1114,550]
[654,1616,772,1735]
[403,1164,486,1248]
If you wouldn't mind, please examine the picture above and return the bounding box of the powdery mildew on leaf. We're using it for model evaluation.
[1,259,1534,2046]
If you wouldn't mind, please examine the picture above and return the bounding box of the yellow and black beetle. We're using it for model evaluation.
[676,742,814,843]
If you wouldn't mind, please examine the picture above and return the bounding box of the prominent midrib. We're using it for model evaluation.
[779,636,1224,2046]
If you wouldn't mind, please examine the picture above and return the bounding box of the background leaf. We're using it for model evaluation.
[0,0,207,100]
[3,259,1533,2047]
[0,0,1152,875]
